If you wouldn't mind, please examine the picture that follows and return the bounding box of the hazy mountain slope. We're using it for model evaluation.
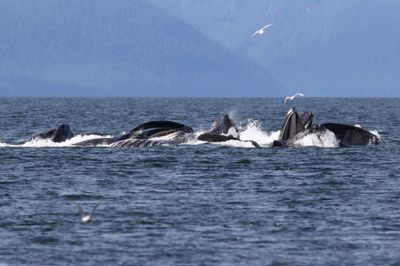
[148,0,400,96]
[0,0,285,96]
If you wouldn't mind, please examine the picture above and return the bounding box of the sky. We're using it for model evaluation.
[0,0,399,97]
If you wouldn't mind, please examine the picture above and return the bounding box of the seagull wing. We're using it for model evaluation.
[292,93,304,98]
[284,97,289,104]
[262,24,272,30]
[252,30,259,37]
[90,200,102,216]
[66,198,85,216]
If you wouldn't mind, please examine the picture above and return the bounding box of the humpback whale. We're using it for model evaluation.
[21,124,108,145]
[273,108,379,147]
[73,115,259,148]
[278,108,313,141]
[73,121,195,147]
[197,115,239,142]
[117,121,193,140]
[13,109,378,149]
[110,121,194,147]
[30,124,74,143]
[198,115,260,147]
[321,123,380,146]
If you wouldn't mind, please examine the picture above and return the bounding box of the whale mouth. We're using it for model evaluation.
[273,108,380,147]
[279,108,313,141]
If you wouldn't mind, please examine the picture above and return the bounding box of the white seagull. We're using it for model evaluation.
[252,24,273,37]
[284,93,305,104]
[67,198,102,223]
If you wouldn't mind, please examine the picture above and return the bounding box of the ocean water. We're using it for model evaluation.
[0,97,399,265]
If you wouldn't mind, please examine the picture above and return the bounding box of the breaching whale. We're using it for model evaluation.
[273,107,379,147]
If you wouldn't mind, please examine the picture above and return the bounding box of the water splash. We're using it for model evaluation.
[211,139,256,148]
[0,142,12,147]
[0,120,381,149]
[355,124,382,141]
[1,134,111,148]
[239,119,280,147]
[293,129,339,148]
[370,130,381,141]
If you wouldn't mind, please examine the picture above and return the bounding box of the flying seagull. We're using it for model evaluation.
[284,93,305,104]
[252,24,273,37]
[67,198,102,223]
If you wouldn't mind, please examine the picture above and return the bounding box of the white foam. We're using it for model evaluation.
[226,127,239,138]
[184,128,257,148]
[0,142,12,147]
[238,119,280,147]
[212,139,256,148]
[1,134,112,148]
[370,130,381,141]
[293,129,339,148]
[0,120,381,149]
[181,120,280,148]
[68,134,113,146]
[180,130,206,146]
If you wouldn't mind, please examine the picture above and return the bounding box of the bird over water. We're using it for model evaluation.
[252,24,273,37]
[284,93,305,104]
[67,198,102,223]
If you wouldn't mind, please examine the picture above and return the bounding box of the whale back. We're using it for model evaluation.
[130,121,193,133]
[115,120,194,141]
[322,123,379,145]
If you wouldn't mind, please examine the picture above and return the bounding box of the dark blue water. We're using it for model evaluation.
[0,98,399,265]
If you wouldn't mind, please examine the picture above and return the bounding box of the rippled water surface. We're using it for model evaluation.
[0,98,399,265]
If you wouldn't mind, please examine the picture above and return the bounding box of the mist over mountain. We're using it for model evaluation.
[148,0,400,97]
[0,0,284,97]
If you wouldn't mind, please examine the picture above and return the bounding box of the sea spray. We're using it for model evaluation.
[293,129,339,148]
[239,119,280,147]
[16,134,112,148]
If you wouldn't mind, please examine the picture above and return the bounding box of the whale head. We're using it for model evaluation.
[52,124,74,142]
[279,108,313,141]
[209,115,238,136]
